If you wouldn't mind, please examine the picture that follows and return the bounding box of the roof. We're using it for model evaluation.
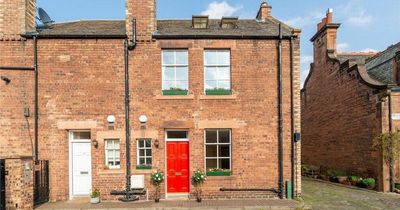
[30,18,295,39]
[365,42,400,84]
[337,53,376,65]
[154,18,294,39]
[35,20,126,38]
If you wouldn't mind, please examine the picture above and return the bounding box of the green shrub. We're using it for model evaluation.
[91,188,100,198]
[357,178,376,189]
[326,169,346,177]
[348,176,361,182]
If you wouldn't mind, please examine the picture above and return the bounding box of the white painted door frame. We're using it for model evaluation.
[68,131,92,199]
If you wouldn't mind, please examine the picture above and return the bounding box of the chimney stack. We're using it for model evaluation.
[126,0,157,41]
[256,1,272,21]
[0,0,36,40]
[311,8,340,53]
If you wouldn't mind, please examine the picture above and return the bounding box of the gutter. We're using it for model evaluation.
[388,90,394,192]
[277,23,284,199]
[152,34,296,40]
[22,34,126,39]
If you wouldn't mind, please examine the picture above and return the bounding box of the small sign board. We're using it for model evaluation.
[392,113,400,120]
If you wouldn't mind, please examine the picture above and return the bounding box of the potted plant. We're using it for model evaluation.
[348,176,361,186]
[206,168,231,176]
[162,87,188,95]
[151,170,165,202]
[192,169,207,202]
[356,178,376,190]
[326,169,346,183]
[90,188,100,204]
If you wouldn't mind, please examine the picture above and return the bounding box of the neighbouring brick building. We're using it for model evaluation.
[301,9,400,192]
[0,0,301,208]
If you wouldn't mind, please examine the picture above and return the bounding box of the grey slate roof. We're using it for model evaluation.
[337,54,374,65]
[365,42,400,84]
[154,18,293,38]
[36,20,126,37]
[33,18,294,38]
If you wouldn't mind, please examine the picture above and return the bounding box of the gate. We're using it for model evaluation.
[0,160,5,210]
[34,160,49,205]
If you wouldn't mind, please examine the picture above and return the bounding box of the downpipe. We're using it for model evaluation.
[277,23,284,199]
[289,37,295,198]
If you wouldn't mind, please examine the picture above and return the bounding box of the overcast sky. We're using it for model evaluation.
[37,0,400,87]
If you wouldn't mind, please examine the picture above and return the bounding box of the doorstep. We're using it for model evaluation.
[166,193,190,200]
[35,199,300,210]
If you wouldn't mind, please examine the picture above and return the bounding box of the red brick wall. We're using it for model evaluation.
[0,0,36,40]
[302,27,385,189]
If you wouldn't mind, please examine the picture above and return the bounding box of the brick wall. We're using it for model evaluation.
[0,0,36,40]
[301,16,386,190]
[126,0,156,41]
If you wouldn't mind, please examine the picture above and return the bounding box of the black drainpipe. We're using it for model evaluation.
[277,23,284,199]
[388,90,394,192]
[120,18,137,202]
[289,37,295,198]
[34,35,39,163]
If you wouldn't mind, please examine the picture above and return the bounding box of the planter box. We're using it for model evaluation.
[90,197,100,204]
[205,89,231,95]
[136,165,152,170]
[206,171,231,176]
[162,90,188,95]
[395,183,400,190]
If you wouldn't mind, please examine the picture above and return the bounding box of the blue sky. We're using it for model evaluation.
[37,0,400,87]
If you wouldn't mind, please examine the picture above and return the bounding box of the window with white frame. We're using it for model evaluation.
[162,50,189,91]
[205,129,231,170]
[105,139,120,169]
[137,139,152,166]
[204,50,231,91]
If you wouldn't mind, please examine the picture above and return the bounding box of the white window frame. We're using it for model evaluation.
[203,50,231,92]
[161,50,189,91]
[136,139,152,166]
[204,129,232,170]
[105,139,121,169]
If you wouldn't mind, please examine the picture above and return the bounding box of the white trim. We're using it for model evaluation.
[136,139,153,166]
[203,129,232,171]
[68,130,92,199]
[164,130,189,142]
[203,50,232,94]
[105,139,121,170]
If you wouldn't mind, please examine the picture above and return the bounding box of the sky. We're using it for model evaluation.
[36,0,400,87]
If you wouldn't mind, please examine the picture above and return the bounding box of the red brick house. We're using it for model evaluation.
[0,0,301,208]
[301,9,400,192]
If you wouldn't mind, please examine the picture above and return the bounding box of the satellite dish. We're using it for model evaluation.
[37,8,54,25]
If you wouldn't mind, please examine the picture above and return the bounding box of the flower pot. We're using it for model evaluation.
[90,197,100,204]
[196,197,202,202]
[337,176,348,184]
[155,198,160,203]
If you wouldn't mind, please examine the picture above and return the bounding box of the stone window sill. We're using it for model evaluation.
[155,94,195,100]
[199,94,237,100]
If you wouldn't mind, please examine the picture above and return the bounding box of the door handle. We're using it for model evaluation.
[175,172,182,176]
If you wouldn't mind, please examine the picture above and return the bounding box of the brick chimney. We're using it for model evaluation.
[126,0,157,41]
[256,1,272,21]
[0,0,36,40]
[310,9,340,54]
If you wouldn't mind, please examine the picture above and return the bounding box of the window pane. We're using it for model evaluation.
[175,67,188,81]
[218,67,230,80]
[163,67,175,80]
[139,149,145,156]
[73,132,91,140]
[206,159,218,170]
[218,51,230,65]
[219,145,230,157]
[206,130,217,143]
[146,158,152,165]
[145,149,152,156]
[114,141,120,149]
[115,151,120,159]
[139,158,145,165]
[175,51,188,65]
[205,51,217,65]
[205,67,217,80]
[145,140,151,147]
[167,131,187,139]
[206,145,217,157]
[175,80,188,90]
[217,81,230,90]
[162,51,174,65]
[205,80,217,90]
[163,81,175,90]
[138,140,144,148]
[219,130,230,143]
[219,159,230,170]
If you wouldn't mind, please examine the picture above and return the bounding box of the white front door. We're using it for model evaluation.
[70,131,92,197]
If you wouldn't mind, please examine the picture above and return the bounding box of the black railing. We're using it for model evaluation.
[34,160,49,206]
[0,160,5,210]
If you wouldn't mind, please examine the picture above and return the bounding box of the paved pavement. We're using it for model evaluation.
[35,199,300,210]
[301,178,400,210]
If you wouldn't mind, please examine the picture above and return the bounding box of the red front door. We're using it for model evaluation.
[167,141,189,193]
